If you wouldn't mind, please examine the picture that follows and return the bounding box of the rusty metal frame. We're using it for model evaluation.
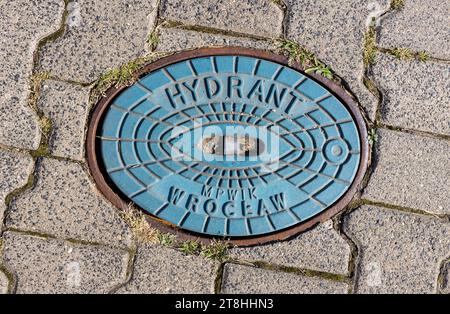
[86,47,369,247]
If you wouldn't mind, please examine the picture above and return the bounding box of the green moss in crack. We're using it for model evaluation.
[29,72,51,112]
[277,39,334,79]
[38,116,52,140]
[363,76,379,99]
[276,39,313,66]
[147,30,159,51]
[251,261,348,282]
[417,51,429,62]
[94,52,170,95]
[390,47,414,60]
[96,64,137,92]
[157,232,176,247]
[305,60,334,79]
[363,25,377,66]
[179,240,201,255]
[121,203,158,244]
[368,128,378,146]
[200,240,229,262]
[390,0,405,10]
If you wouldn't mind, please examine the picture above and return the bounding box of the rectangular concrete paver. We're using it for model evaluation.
[0,0,64,149]
[6,158,133,247]
[373,54,450,135]
[117,245,216,293]
[0,149,34,224]
[38,80,91,160]
[363,129,450,215]
[160,0,283,38]
[156,27,274,52]
[221,263,348,294]
[285,0,390,120]
[230,222,350,275]
[379,0,450,59]
[2,231,129,294]
[344,205,450,294]
[38,0,158,83]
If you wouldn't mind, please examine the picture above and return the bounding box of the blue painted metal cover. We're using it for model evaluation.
[97,52,363,239]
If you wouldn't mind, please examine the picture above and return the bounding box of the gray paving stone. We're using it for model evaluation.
[117,245,216,293]
[344,205,450,294]
[2,231,129,294]
[0,0,64,149]
[363,129,450,215]
[38,0,158,83]
[156,27,274,52]
[373,54,450,135]
[6,158,133,247]
[285,0,390,120]
[0,270,8,294]
[379,0,450,59]
[160,0,283,38]
[0,150,34,224]
[221,263,348,294]
[38,80,91,160]
[230,222,350,275]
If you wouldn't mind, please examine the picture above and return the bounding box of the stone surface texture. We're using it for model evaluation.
[230,222,350,275]
[38,80,91,160]
[0,0,64,149]
[6,158,133,247]
[363,129,450,215]
[117,245,216,293]
[344,205,450,294]
[373,54,450,135]
[2,232,129,294]
[285,0,390,120]
[221,263,348,294]
[0,150,34,224]
[160,0,283,38]
[379,0,450,59]
[38,0,158,83]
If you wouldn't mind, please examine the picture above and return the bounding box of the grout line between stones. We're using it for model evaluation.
[360,199,449,221]
[379,123,450,142]
[157,18,280,42]
[0,143,86,165]
[332,199,364,294]
[377,47,450,64]
[214,262,225,294]
[228,258,350,284]
[146,0,163,52]
[4,228,132,253]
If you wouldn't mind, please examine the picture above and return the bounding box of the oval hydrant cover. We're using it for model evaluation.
[87,48,368,245]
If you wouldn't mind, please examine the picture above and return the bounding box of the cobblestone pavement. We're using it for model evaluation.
[0,0,449,294]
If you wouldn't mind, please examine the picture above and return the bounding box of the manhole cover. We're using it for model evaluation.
[87,48,368,245]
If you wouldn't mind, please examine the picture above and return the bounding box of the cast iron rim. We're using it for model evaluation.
[86,47,369,247]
